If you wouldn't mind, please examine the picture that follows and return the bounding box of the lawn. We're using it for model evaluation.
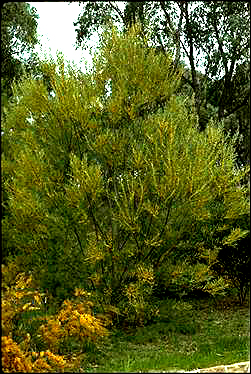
[77,292,250,373]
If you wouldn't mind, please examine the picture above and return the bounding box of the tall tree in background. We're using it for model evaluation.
[73,1,250,164]
[184,1,250,165]
[1,2,40,238]
[1,2,39,102]
[192,2,249,118]
[124,2,145,30]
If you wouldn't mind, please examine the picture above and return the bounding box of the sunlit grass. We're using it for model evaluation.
[81,293,250,373]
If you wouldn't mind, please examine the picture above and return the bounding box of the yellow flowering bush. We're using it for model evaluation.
[1,335,68,373]
[2,336,33,373]
[39,299,109,353]
[2,263,108,372]
[1,266,69,372]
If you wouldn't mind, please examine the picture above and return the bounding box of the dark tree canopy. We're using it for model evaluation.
[1,2,39,99]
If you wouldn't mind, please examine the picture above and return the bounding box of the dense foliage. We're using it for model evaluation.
[2,23,249,322]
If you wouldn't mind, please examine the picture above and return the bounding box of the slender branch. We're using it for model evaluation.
[211,10,228,75]
[183,2,197,88]
[204,53,212,79]
[159,0,183,66]
[174,1,184,67]
[118,231,130,252]
[116,263,130,292]
[85,192,108,244]
[105,180,115,242]
[73,226,84,256]
[143,195,174,262]
[89,277,105,313]
[145,214,153,242]
[154,244,176,270]
[133,232,142,256]
[156,32,167,54]
[108,1,126,24]
[159,1,175,34]
[159,196,174,239]
[179,35,191,64]
[228,43,239,84]
[142,239,158,263]
[100,259,109,289]
[72,120,83,160]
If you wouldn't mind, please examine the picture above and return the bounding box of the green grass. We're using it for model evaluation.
[78,293,250,373]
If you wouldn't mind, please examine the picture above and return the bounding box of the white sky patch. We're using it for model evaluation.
[105,79,112,97]
[28,2,96,72]
[28,2,126,74]
[27,114,35,125]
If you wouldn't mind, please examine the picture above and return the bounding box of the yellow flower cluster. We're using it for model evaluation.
[74,288,92,298]
[2,336,33,373]
[2,335,67,373]
[1,298,16,337]
[43,350,66,368]
[40,299,109,349]
[31,350,66,372]
[136,264,155,285]
[39,319,63,352]
[124,283,139,303]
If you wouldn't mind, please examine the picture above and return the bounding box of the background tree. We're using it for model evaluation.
[1,2,39,104]
[192,2,249,118]
[206,61,250,166]
[187,1,250,165]
[1,2,42,237]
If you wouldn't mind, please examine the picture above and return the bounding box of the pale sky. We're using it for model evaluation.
[29,2,125,73]
[29,2,100,73]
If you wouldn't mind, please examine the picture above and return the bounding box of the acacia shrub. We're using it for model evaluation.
[2,23,249,326]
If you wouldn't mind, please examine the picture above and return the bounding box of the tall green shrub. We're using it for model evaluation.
[2,23,249,325]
